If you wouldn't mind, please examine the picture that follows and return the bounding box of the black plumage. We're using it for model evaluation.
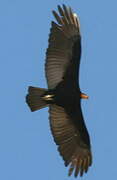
[26,5,92,177]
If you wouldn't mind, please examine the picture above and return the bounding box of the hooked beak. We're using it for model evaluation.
[80,93,89,99]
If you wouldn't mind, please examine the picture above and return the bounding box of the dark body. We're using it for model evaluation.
[26,5,92,178]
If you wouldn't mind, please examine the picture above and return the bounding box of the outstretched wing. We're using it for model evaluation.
[49,105,92,177]
[45,5,81,89]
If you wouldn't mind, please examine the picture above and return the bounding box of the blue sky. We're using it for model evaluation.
[0,0,117,179]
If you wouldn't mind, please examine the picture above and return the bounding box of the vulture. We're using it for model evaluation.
[26,4,92,177]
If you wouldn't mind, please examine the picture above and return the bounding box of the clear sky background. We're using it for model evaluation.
[0,0,117,180]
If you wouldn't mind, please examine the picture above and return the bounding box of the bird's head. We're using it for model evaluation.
[80,93,89,99]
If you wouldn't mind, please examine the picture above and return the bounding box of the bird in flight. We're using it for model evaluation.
[26,4,92,177]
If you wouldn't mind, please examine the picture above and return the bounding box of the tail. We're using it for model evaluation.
[26,86,48,112]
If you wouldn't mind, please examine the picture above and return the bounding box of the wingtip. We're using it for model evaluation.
[62,4,66,9]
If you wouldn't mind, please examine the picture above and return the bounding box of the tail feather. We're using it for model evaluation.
[26,86,48,112]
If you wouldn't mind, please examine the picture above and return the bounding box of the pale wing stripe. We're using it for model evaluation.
[49,104,77,148]
[47,72,62,78]
[46,57,68,63]
[47,65,63,70]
